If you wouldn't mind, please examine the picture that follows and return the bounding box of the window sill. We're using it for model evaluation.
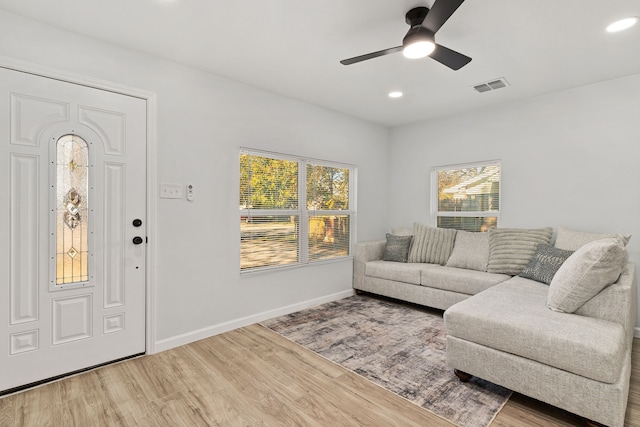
[240,256,353,278]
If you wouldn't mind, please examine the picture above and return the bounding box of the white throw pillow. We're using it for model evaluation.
[547,238,628,313]
[445,230,489,272]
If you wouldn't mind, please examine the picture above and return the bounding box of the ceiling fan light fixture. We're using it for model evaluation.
[403,40,436,59]
[402,27,436,59]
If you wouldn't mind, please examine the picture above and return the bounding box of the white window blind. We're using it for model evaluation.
[432,160,500,232]
[240,149,355,272]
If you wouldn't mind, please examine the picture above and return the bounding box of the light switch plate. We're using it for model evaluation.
[160,183,182,199]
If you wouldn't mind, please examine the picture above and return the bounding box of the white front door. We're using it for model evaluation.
[0,67,147,391]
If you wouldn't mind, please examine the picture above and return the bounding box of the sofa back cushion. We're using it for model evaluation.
[487,227,553,275]
[445,230,490,272]
[554,226,631,251]
[407,223,457,265]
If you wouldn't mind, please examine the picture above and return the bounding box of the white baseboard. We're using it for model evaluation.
[635,327,640,339]
[153,289,355,354]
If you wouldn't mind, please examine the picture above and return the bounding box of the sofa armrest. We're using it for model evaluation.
[353,240,386,289]
[576,262,637,347]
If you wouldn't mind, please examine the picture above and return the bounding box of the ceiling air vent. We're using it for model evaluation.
[473,78,509,93]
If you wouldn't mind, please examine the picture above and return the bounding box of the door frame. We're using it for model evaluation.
[0,54,158,355]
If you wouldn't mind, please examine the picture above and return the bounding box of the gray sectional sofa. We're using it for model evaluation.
[352,224,636,427]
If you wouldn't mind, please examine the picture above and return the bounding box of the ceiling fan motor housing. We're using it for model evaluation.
[403,26,435,48]
[405,6,429,26]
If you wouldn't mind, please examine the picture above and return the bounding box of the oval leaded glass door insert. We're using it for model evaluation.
[55,134,89,285]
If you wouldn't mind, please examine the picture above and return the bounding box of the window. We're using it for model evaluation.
[432,160,500,232]
[240,149,355,272]
[55,135,90,285]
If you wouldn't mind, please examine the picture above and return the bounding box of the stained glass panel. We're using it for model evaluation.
[56,135,89,285]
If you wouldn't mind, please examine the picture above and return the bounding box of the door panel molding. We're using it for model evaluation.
[10,154,40,325]
[104,162,126,308]
[10,93,69,147]
[78,106,126,155]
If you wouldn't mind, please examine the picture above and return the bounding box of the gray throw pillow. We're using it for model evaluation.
[407,223,457,265]
[519,243,574,285]
[487,227,553,275]
[547,238,628,313]
[445,230,489,272]
[383,233,413,263]
[554,226,631,251]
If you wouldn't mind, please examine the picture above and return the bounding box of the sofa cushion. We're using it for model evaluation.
[487,227,553,275]
[444,277,626,384]
[519,243,574,285]
[390,226,413,236]
[365,260,438,285]
[408,223,457,265]
[445,230,489,272]
[382,234,413,263]
[421,266,510,295]
[554,226,631,251]
[547,238,628,313]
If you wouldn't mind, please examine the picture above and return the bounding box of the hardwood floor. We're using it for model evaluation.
[0,324,638,426]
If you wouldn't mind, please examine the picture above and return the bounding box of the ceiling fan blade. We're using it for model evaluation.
[340,46,403,65]
[423,0,465,34]
[430,43,471,70]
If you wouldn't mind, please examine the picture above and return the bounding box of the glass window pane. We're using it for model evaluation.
[240,215,299,270]
[240,154,298,210]
[306,165,349,210]
[56,135,89,285]
[437,216,497,233]
[438,165,499,213]
[309,215,350,262]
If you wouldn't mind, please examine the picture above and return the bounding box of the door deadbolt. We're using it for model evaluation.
[132,236,144,245]
[132,219,142,227]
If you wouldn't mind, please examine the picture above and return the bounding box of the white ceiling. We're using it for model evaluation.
[1,0,639,127]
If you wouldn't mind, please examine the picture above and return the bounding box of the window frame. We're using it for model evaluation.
[239,148,356,274]
[430,159,501,232]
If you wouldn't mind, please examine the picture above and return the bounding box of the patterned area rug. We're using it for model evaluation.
[262,295,511,427]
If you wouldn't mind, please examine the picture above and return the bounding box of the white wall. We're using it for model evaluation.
[389,73,640,327]
[0,10,390,349]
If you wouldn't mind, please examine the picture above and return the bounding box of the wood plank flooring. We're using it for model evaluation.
[1,323,638,426]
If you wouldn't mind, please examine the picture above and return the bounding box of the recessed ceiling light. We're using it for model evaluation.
[606,16,638,32]
[388,91,403,98]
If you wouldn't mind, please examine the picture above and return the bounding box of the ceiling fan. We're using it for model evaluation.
[340,0,471,70]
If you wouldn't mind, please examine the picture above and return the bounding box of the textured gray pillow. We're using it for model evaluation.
[487,227,553,275]
[445,230,489,272]
[547,238,628,313]
[383,234,413,263]
[519,243,574,285]
[554,226,631,251]
[407,223,457,265]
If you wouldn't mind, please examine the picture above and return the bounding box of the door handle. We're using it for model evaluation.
[132,236,144,245]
